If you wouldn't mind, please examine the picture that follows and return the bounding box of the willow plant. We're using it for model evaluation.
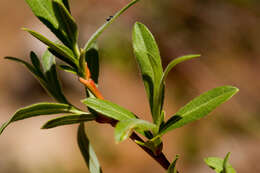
[0,0,238,172]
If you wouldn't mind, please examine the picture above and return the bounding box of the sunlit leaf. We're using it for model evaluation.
[159,86,239,136]
[82,98,136,121]
[132,22,163,126]
[25,0,71,47]
[0,103,84,134]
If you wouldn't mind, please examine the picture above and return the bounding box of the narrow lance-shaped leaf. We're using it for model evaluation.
[25,0,71,47]
[78,123,103,173]
[84,0,140,50]
[5,56,45,84]
[167,155,180,173]
[23,28,77,67]
[61,0,70,12]
[0,103,84,135]
[42,114,97,129]
[115,119,156,143]
[132,22,163,126]
[52,0,78,51]
[30,51,44,77]
[161,54,200,85]
[204,152,236,173]
[59,65,77,75]
[42,50,69,103]
[159,86,239,136]
[82,98,136,121]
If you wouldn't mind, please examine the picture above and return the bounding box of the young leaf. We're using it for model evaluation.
[42,114,97,129]
[162,54,200,84]
[0,103,84,135]
[52,0,78,50]
[132,22,163,125]
[204,153,236,173]
[85,44,99,84]
[223,152,232,173]
[77,123,103,173]
[115,119,156,143]
[167,155,179,173]
[82,98,136,121]
[25,0,71,47]
[84,0,140,50]
[159,86,239,136]
[24,28,77,67]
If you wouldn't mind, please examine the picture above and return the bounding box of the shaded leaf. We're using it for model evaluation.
[0,103,84,134]
[204,153,236,173]
[42,114,96,129]
[132,22,163,125]
[159,86,239,136]
[24,28,77,67]
[77,123,102,173]
[82,98,136,121]
[85,44,99,84]
[167,155,179,173]
[84,0,139,50]
[115,119,156,142]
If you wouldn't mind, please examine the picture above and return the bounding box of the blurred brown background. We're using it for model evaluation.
[0,0,260,172]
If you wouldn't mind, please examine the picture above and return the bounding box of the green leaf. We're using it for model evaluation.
[0,102,83,135]
[42,50,69,103]
[115,119,156,143]
[162,54,200,83]
[167,155,179,173]
[42,114,97,129]
[24,28,77,67]
[204,153,236,173]
[159,86,239,136]
[85,44,99,84]
[223,152,232,173]
[59,65,77,75]
[132,22,163,126]
[77,123,103,173]
[5,56,45,82]
[30,51,42,73]
[25,0,71,47]
[84,0,140,50]
[82,98,136,121]
[61,0,70,12]
[52,0,78,50]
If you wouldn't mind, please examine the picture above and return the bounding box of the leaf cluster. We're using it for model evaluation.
[1,0,239,172]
